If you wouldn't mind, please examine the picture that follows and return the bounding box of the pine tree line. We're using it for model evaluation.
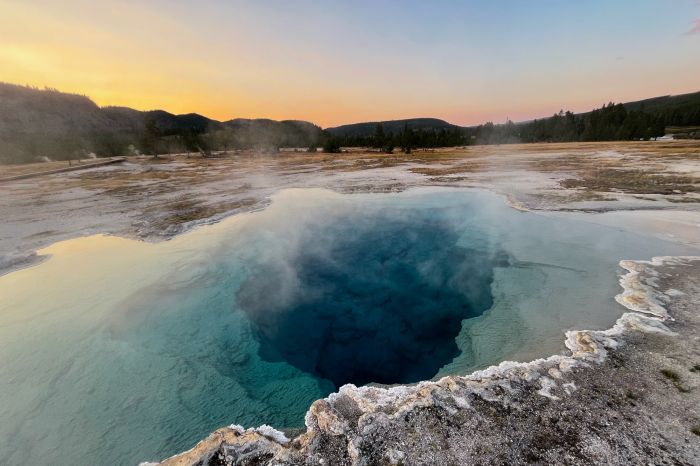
[2,94,698,162]
[324,101,695,151]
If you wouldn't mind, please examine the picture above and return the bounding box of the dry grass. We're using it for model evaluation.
[410,161,486,176]
[561,170,699,195]
[148,197,260,230]
[4,140,699,237]
[0,158,114,178]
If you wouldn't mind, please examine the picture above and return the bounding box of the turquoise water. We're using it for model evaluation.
[0,188,695,466]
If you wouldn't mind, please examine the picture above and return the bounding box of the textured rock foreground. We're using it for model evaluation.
[143,257,700,466]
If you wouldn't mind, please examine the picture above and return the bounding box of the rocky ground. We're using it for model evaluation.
[144,257,700,466]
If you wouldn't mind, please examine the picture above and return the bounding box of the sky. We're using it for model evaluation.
[1,0,699,127]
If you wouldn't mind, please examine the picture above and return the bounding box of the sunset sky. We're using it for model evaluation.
[1,0,699,127]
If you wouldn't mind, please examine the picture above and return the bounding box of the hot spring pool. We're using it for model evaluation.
[0,188,695,466]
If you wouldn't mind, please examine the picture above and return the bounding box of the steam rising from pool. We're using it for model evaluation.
[237,209,497,387]
[0,188,695,466]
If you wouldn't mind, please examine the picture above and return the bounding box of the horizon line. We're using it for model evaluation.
[4,81,699,130]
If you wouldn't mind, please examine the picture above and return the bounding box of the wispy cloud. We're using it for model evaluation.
[686,18,700,35]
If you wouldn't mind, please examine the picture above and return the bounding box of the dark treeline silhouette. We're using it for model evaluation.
[331,122,465,152]
[327,100,699,151]
[0,83,324,163]
[469,103,669,145]
[1,82,699,162]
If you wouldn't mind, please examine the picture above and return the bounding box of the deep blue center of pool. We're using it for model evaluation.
[237,209,496,387]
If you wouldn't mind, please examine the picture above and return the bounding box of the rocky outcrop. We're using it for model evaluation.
[143,256,700,466]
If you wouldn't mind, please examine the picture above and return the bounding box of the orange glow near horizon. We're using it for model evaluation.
[2,0,699,127]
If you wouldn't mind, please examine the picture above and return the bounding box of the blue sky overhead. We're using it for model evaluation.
[1,0,698,126]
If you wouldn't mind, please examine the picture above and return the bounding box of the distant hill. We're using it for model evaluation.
[0,83,107,135]
[619,92,700,127]
[621,91,700,113]
[98,107,221,136]
[541,91,700,128]
[1,81,698,163]
[0,82,322,163]
[0,83,222,137]
[326,91,700,139]
[223,118,324,148]
[458,91,700,145]
[327,118,457,138]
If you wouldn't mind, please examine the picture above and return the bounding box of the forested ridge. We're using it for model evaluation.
[328,93,700,152]
[0,83,323,163]
[1,82,698,163]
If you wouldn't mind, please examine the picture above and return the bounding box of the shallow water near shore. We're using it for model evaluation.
[0,187,696,466]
